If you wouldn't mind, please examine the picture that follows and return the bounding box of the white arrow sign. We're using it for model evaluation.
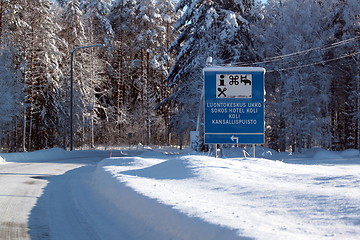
[230,136,239,144]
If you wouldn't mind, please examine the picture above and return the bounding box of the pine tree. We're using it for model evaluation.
[60,0,85,47]
[275,0,330,152]
[108,0,176,145]
[0,48,23,151]
[255,0,328,152]
[76,0,113,147]
[128,0,174,145]
[150,0,177,145]
[322,0,360,150]
[164,0,258,143]
[256,0,359,151]
[108,0,138,144]
[82,0,113,45]
[60,0,104,148]
[22,0,65,150]
[55,0,69,7]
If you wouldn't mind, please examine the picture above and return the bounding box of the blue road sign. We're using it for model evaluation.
[203,67,265,144]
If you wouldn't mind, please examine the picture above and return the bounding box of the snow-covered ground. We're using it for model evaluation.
[1,147,360,239]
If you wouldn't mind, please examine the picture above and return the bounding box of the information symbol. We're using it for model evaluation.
[219,75,225,86]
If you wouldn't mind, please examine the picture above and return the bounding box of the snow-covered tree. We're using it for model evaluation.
[321,0,360,150]
[74,0,114,148]
[59,0,103,148]
[0,0,357,151]
[107,0,137,144]
[108,0,176,145]
[82,0,114,45]
[22,0,65,150]
[255,0,359,151]
[55,0,69,8]
[256,0,332,152]
[163,0,258,142]
[0,48,23,151]
[128,0,176,145]
[60,0,86,47]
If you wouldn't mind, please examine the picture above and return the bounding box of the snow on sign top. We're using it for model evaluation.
[203,67,266,73]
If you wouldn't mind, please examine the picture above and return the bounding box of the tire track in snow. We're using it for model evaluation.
[0,163,47,240]
[0,161,94,240]
[29,166,103,240]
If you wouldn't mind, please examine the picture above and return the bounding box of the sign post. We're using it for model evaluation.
[203,67,265,155]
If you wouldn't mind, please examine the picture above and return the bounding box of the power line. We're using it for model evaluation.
[259,36,359,63]
[267,51,360,73]
[223,36,360,67]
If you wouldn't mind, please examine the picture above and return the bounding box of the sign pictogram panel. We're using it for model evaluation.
[216,74,252,98]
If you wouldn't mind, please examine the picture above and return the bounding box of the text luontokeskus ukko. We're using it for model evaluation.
[206,102,262,125]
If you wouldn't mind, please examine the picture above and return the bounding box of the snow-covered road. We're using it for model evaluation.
[0,148,244,240]
[0,161,89,239]
[29,161,104,239]
[0,150,112,240]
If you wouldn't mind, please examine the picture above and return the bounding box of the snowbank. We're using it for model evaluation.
[313,149,343,159]
[0,148,68,162]
[340,149,360,158]
[93,156,241,240]
[0,148,118,163]
[95,148,360,240]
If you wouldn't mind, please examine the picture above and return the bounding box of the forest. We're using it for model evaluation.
[0,0,359,152]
